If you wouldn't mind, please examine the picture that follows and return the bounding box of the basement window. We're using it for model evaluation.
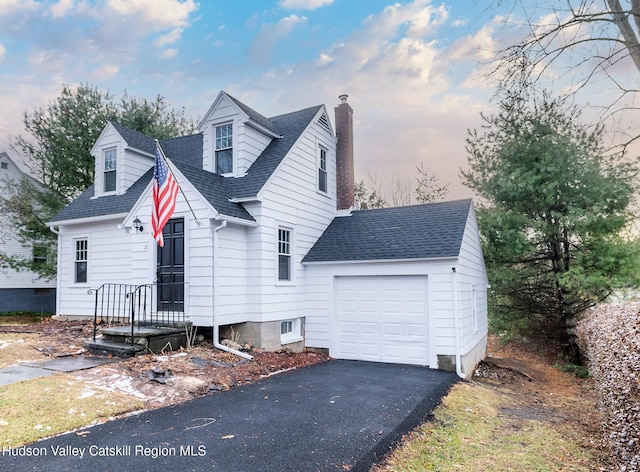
[280,318,302,345]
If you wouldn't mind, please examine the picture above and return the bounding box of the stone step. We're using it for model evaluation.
[88,325,190,356]
[84,338,146,358]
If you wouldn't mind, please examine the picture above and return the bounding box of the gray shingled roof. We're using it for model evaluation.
[50,97,320,224]
[109,122,156,154]
[226,93,280,136]
[302,199,473,263]
[225,105,322,199]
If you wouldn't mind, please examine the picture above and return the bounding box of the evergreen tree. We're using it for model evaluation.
[2,83,196,279]
[462,93,640,363]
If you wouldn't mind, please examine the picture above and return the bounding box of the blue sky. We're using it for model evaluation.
[0,0,636,200]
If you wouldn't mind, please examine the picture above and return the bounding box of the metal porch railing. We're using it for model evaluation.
[88,282,186,344]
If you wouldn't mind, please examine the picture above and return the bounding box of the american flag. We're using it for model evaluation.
[151,144,179,247]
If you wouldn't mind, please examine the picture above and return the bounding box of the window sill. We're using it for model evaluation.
[275,280,295,287]
[281,335,303,345]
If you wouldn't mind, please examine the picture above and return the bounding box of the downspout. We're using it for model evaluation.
[452,267,464,378]
[212,220,253,360]
[49,225,61,317]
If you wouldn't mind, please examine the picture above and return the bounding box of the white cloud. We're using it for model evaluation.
[89,63,119,80]
[158,48,178,59]
[0,44,5,60]
[249,14,308,61]
[154,28,183,47]
[236,0,491,199]
[0,0,38,17]
[278,0,333,10]
[50,0,75,18]
[105,0,198,29]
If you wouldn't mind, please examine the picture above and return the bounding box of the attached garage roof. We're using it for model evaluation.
[302,199,473,263]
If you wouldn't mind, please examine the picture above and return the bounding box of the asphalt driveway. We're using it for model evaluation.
[1,360,458,472]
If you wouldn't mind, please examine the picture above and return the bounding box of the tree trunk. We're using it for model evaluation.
[563,308,582,365]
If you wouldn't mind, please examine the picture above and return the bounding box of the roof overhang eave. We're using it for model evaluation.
[47,212,128,227]
[301,255,460,266]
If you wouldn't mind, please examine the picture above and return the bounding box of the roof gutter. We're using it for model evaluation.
[212,220,253,361]
[301,256,459,266]
[214,213,258,227]
[47,213,128,227]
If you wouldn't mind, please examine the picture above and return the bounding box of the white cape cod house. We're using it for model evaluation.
[48,91,488,378]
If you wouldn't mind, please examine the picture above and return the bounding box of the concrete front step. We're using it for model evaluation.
[85,325,190,357]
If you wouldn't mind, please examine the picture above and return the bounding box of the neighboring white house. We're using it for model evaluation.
[0,152,57,313]
[48,91,488,378]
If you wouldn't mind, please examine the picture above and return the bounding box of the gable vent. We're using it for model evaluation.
[317,112,331,132]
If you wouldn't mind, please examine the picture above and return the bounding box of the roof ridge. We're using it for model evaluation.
[269,104,323,121]
[224,92,280,135]
[354,199,472,213]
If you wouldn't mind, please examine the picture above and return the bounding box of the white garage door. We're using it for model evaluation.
[333,275,429,365]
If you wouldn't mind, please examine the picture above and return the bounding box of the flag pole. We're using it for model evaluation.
[155,140,199,225]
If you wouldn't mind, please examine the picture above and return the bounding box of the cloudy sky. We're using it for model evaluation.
[0,0,637,200]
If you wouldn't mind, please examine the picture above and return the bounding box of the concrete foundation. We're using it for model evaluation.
[220,319,305,353]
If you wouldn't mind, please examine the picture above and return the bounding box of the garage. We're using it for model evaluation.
[333,275,429,365]
[303,200,489,377]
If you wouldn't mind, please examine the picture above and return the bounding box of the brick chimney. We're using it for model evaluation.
[335,94,354,211]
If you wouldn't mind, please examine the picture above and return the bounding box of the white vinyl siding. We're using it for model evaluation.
[0,154,56,289]
[199,94,273,176]
[93,123,155,196]
[244,107,336,323]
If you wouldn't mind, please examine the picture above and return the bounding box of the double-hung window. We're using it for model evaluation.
[215,123,233,174]
[277,228,291,281]
[318,147,328,193]
[32,244,48,266]
[75,239,88,283]
[104,148,117,192]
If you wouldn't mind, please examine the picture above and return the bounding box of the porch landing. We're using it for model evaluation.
[85,325,189,358]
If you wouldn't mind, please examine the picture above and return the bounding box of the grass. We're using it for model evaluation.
[0,374,144,448]
[0,334,48,368]
[376,382,595,472]
[0,313,52,325]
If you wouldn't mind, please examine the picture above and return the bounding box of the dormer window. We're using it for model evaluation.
[104,148,117,192]
[215,123,233,174]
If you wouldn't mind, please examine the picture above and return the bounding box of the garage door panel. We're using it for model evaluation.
[334,275,429,366]
[339,321,357,334]
[382,301,402,314]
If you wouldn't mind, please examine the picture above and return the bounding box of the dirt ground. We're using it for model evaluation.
[473,335,611,470]
[0,318,329,409]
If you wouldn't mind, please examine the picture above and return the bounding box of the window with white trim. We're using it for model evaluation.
[215,123,233,174]
[318,147,328,193]
[104,148,117,192]
[280,318,302,344]
[277,228,291,281]
[74,239,88,283]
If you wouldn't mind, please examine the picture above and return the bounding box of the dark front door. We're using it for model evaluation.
[157,218,184,312]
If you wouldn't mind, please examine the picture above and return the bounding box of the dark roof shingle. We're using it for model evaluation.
[302,199,473,262]
[51,97,320,223]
